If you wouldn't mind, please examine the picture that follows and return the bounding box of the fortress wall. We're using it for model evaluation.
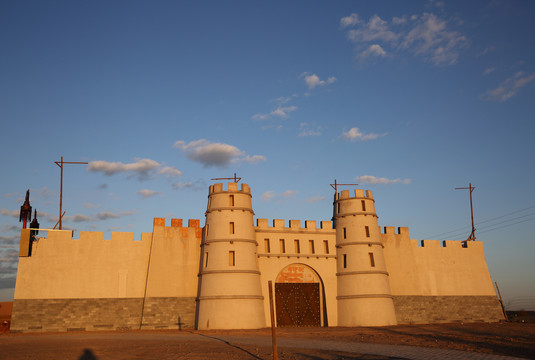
[14,230,151,300]
[381,226,504,324]
[255,220,338,327]
[12,218,202,332]
[141,218,202,330]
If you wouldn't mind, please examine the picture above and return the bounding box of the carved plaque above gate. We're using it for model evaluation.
[276,263,320,283]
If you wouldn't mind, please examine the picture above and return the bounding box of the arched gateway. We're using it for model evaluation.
[274,263,323,327]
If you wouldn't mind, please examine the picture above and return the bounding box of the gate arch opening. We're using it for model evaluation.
[274,263,326,327]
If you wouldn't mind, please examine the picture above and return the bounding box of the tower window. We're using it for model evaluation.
[343,228,347,239]
[280,239,286,253]
[323,240,329,254]
[309,240,315,254]
[229,222,235,234]
[204,252,209,267]
[343,254,347,268]
[365,226,370,238]
[361,200,366,211]
[229,195,234,206]
[337,202,340,213]
[264,238,270,253]
[294,240,300,254]
[369,252,375,267]
[229,251,235,266]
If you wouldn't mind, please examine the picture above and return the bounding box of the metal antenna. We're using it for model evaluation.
[330,179,359,193]
[54,156,88,230]
[455,183,476,242]
[211,173,242,183]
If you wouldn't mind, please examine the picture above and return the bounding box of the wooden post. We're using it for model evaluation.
[495,281,509,322]
[268,280,278,360]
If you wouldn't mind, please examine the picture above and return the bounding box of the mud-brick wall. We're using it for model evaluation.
[393,296,505,324]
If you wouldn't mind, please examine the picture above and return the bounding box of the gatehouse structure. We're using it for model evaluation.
[11,181,504,332]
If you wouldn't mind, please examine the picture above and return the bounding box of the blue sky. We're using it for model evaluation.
[1,1,534,309]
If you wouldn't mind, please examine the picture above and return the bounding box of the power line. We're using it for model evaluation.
[423,205,535,240]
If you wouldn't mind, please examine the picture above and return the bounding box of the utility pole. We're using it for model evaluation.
[455,183,476,242]
[54,156,88,230]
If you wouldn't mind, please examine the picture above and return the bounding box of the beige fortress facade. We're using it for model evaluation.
[11,182,504,332]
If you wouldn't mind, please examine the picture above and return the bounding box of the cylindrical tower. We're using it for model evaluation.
[196,182,266,329]
[334,189,397,326]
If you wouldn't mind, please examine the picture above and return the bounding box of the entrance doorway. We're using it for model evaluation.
[274,263,322,327]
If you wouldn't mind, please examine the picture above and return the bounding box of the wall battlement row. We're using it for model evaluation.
[256,218,333,231]
[153,218,201,228]
[380,226,481,250]
[337,189,373,200]
[209,182,251,194]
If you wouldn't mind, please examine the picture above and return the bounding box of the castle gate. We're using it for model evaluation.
[274,264,321,327]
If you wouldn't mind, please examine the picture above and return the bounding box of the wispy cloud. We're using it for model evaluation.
[359,44,387,58]
[298,123,322,137]
[88,159,182,181]
[137,189,161,198]
[480,71,535,102]
[173,139,266,168]
[356,175,411,185]
[306,196,326,203]
[342,127,386,141]
[172,179,206,191]
[341,10,467,66]
[260,190,298,202]
[300,73,336,89]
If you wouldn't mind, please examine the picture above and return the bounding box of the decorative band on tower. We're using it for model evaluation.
[196,182,266,329]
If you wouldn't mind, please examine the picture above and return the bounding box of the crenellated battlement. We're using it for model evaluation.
[209,182,251,195]
[255,218,333,232]
[381,225,480,250]
[153,217,201,228]
[337,189,373,200]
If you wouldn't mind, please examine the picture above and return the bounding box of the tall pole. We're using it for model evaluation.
[54,156,88,230]
[455,183,476,242]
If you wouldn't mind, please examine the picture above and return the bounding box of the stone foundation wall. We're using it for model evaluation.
[393,295,505,324]
[140,297,196,329]
[11,297,197,333]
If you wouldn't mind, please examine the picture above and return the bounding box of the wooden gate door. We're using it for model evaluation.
[275,283,320,327]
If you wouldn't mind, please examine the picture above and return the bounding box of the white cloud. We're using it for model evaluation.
[242,155,267,164]
[356,175,411,185]
[260,190,298,202]
[480,71,535,102]
[342,127,386,141]
[271,105,298,118]
[174,139,265,168]
[158,166,182,178]
[340,13,359,28]
[483,67,495,75]
[137,189,161,198]
[341,11,467,66]
[251,113,270,121]
[359,44,387,58]
[301,73,336,89]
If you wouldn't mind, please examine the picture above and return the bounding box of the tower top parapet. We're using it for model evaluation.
[209,182,251,195]
[336,189,373,200]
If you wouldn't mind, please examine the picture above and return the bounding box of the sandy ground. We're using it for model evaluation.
[1,322,534,360]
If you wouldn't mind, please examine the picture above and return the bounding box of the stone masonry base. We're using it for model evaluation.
[393,295,505,324]
[11,297,196,333]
